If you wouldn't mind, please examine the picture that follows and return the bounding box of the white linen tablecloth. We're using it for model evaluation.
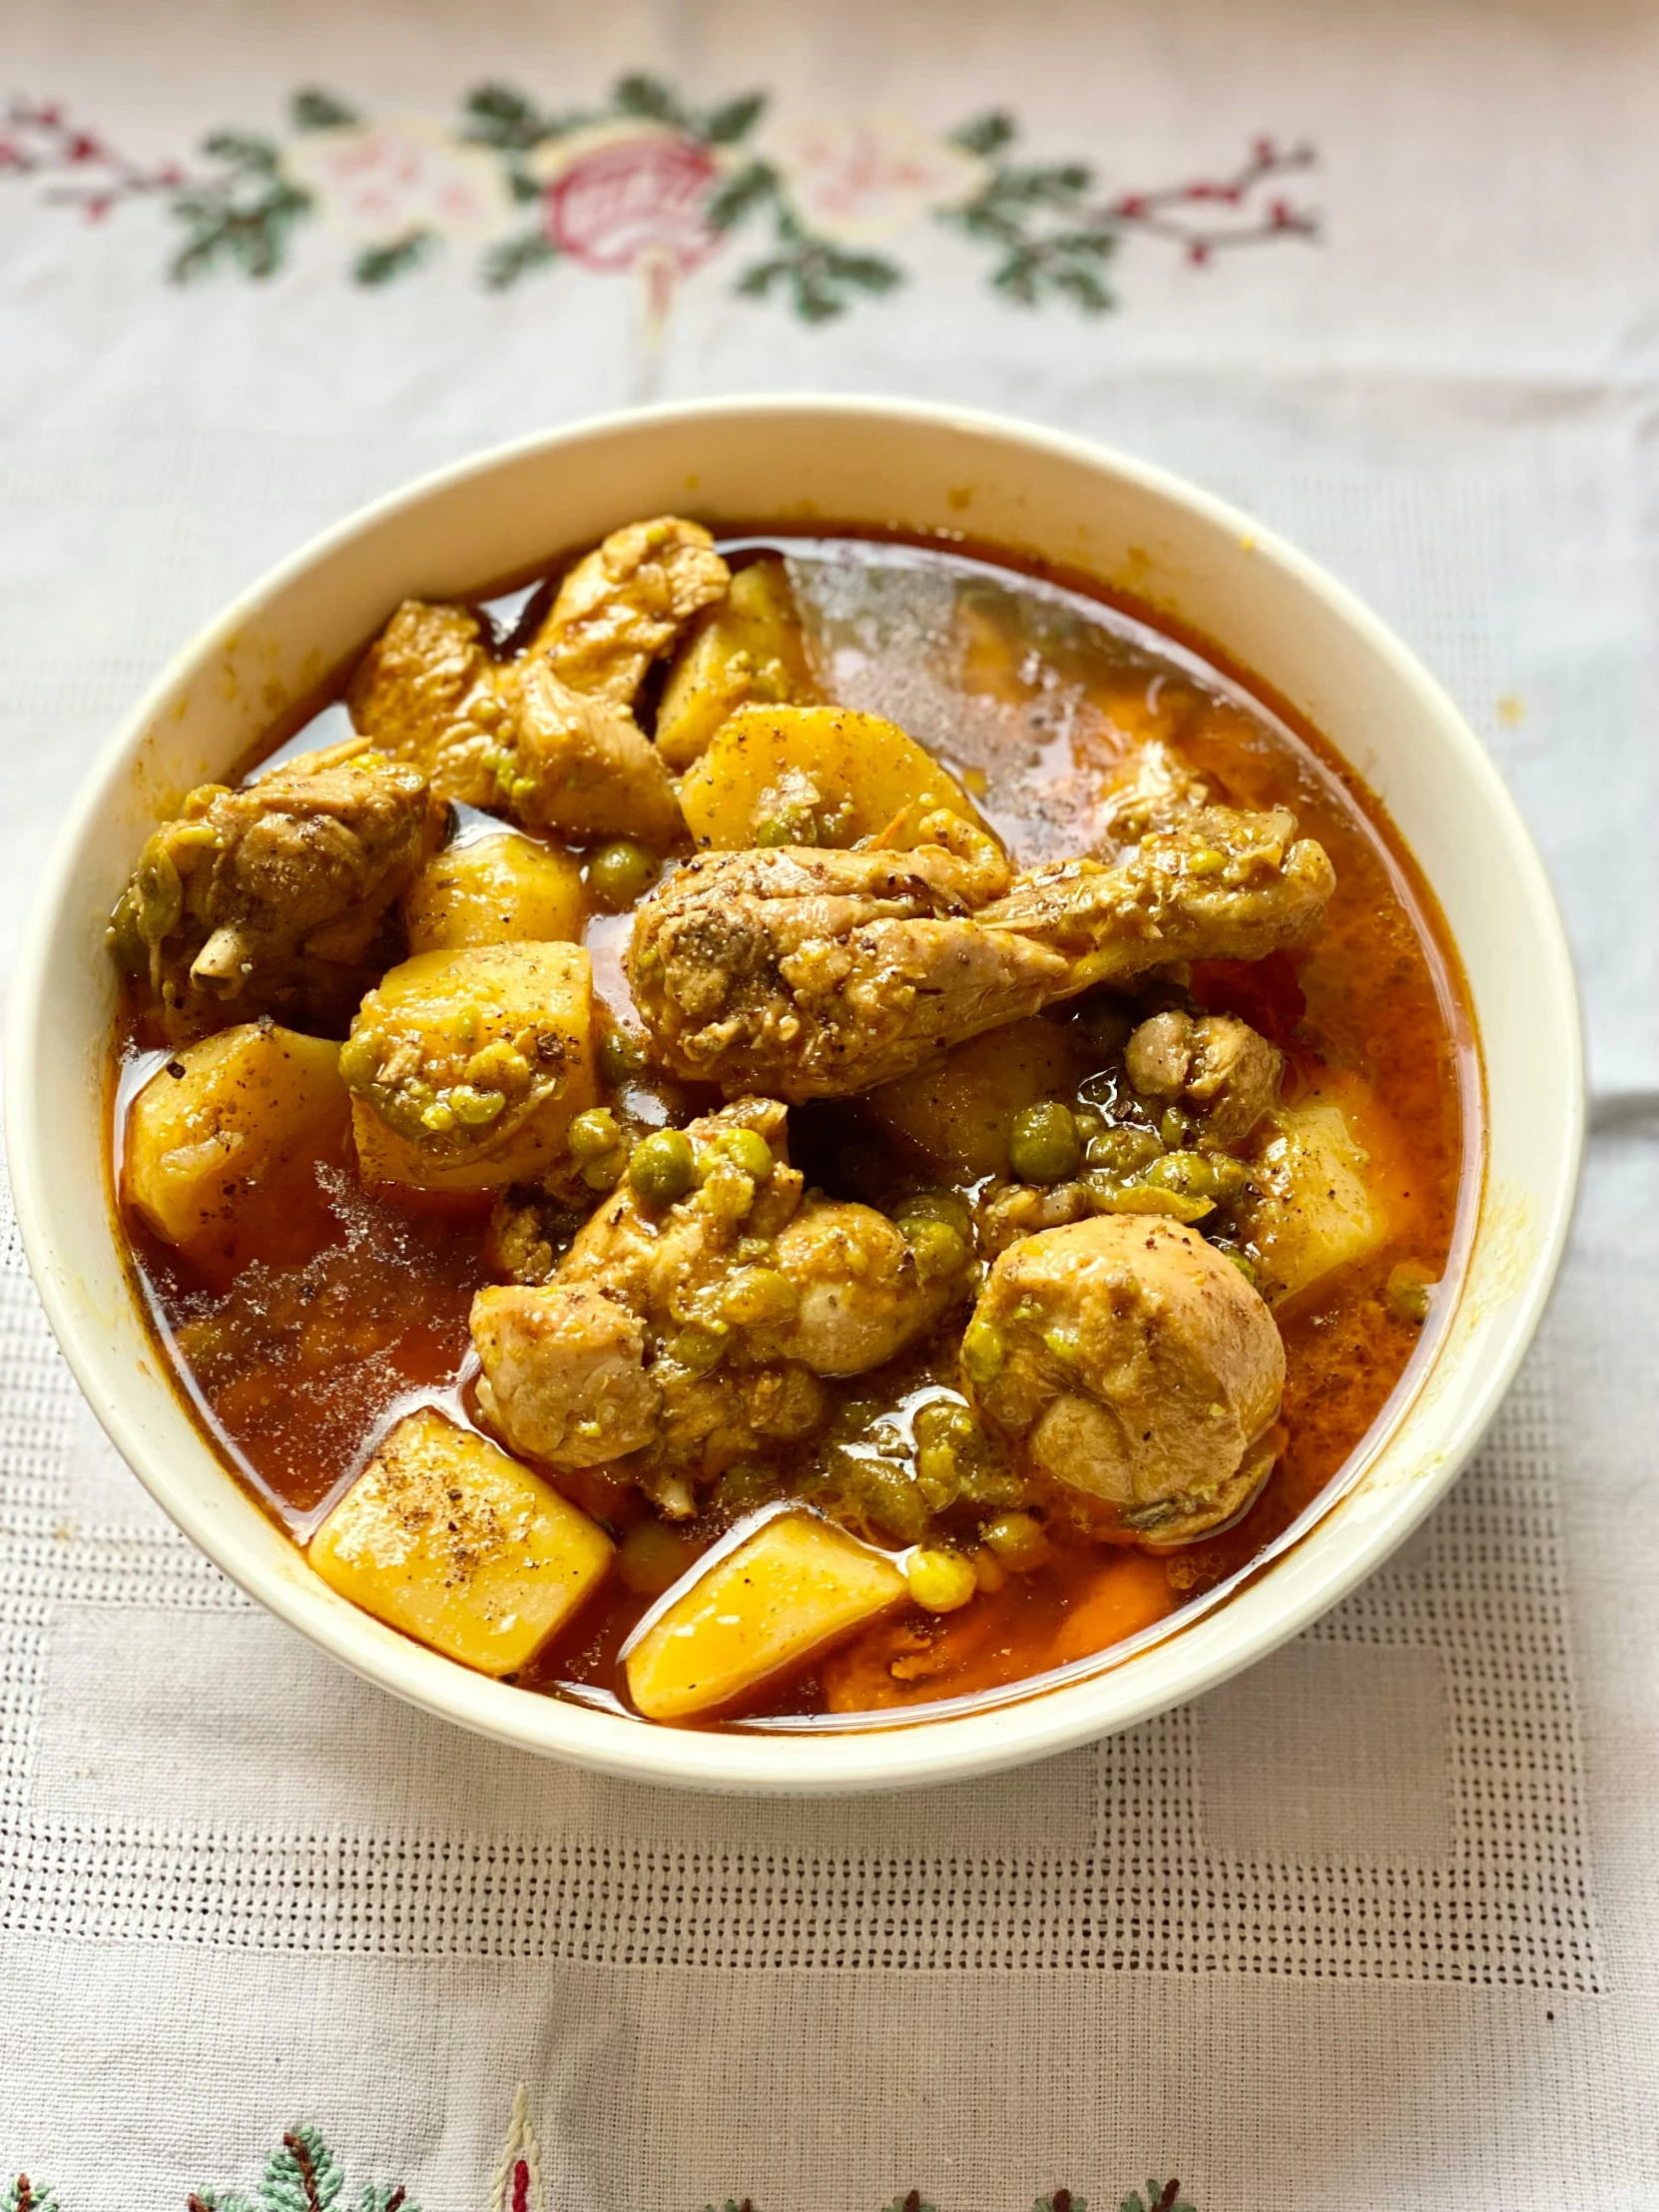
[1,3,1656,2205]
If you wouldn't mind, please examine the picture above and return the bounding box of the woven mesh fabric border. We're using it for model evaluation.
[0,1168,1601,1986]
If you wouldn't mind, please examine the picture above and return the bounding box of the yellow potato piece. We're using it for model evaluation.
[346,942,597,1193]
[124,1021,347,1247]
[678,704,986,853]
[624,1510,906,1722]
[655,555,819,772]
[1244,1092,1390,1303]
[403,829,584,951]
[309,1408,612,1675]
[867,1017,1081,1178]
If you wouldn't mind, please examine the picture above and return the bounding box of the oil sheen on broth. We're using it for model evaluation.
[110,532,1470,1728]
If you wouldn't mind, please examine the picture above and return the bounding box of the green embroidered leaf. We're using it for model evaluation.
[507,168,542,206]
[950,110,1016,159]
[735,236,901,323]
[879,2197,937,2212]
[191,2191,258,2212]
[705,160,780,235]
[481,226,561,290]
[357,2184,415,2212]
[612,74,691,131]
[6,2178,60,2212]
[169,165,312,284]
[460,83,584,153]
[290,89,359,132]
[261,2127,343,2212]
[700,92,767,147]
[200,130,280,174]
[352,230,435,285]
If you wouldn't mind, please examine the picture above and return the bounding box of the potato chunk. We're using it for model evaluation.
[343,942,597,1191]
[623,1510,906,1721]
[124,1021,347,1247]
[655,555,819,771]
[403,830,584,952]
[1242,1093,1389,1303]
[866,1016,1081,1178]
[678,704,987,853]
[308,1408,612,1675]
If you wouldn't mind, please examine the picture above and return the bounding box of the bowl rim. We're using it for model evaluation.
[3,393,1585,1795]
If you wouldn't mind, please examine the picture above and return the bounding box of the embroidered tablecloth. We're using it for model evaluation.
[2,3,1656,2206]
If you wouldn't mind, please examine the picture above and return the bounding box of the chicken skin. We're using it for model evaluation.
[963,1214,1286,1545]
[109,736,442,1039]
[628,807,1333,1101]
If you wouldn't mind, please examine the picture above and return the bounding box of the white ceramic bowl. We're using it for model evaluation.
[4,397,1582,1794]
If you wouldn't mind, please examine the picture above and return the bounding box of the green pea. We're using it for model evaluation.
[898,1216,969,1282]
[1385,1260,1435,1325]
[962,1317,1005,1387]
[599,1027,646,1088]
[1143,1149,1246,1202]
[629,1128,696,1206]
[894,1189,973,1237]
[568,1107,622,1163]
[722,1127,774,1183]
[588,839,661,911]
[981,1511,1051,1572]
[668,1323,728,1375]
[755,813,812,848]
[1008,1101,1082,1186]
[617,1519,700,1598]
[721,1266,798,1327]
[448,1083,506,1127]
[134,839,183,942]
[1084,1125,1163,1176]
[106,891,147,976]
[912,1398,979,1454]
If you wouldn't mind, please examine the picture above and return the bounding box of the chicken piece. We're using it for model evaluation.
[525,515,731,707]
[758,1202,956,1375]
[469,1098,962,1491]
[346,599,508,808]
[964,1215,1286,1546]
[494,659,683,845]
[470,1283,659,1469]
[975,806,1335,980]
[975,1177,1096,1257]
[628,809,1333,1102]
[1124,1009,1283,1149]
[627,845,1070,1099]
[109,737,443,1038]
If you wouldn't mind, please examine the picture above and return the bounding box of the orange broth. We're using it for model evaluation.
[110,529,1476,1729]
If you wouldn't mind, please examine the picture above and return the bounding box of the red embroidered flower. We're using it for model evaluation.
[542,128,719,276]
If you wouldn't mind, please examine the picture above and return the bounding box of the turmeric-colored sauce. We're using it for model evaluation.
[110,532,1475,1728]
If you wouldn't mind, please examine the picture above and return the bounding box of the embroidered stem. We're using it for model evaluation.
[280,2135,323,2212]
[0,100,196,221]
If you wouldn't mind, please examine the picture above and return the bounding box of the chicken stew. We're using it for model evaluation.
[108,519,1473,1728]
